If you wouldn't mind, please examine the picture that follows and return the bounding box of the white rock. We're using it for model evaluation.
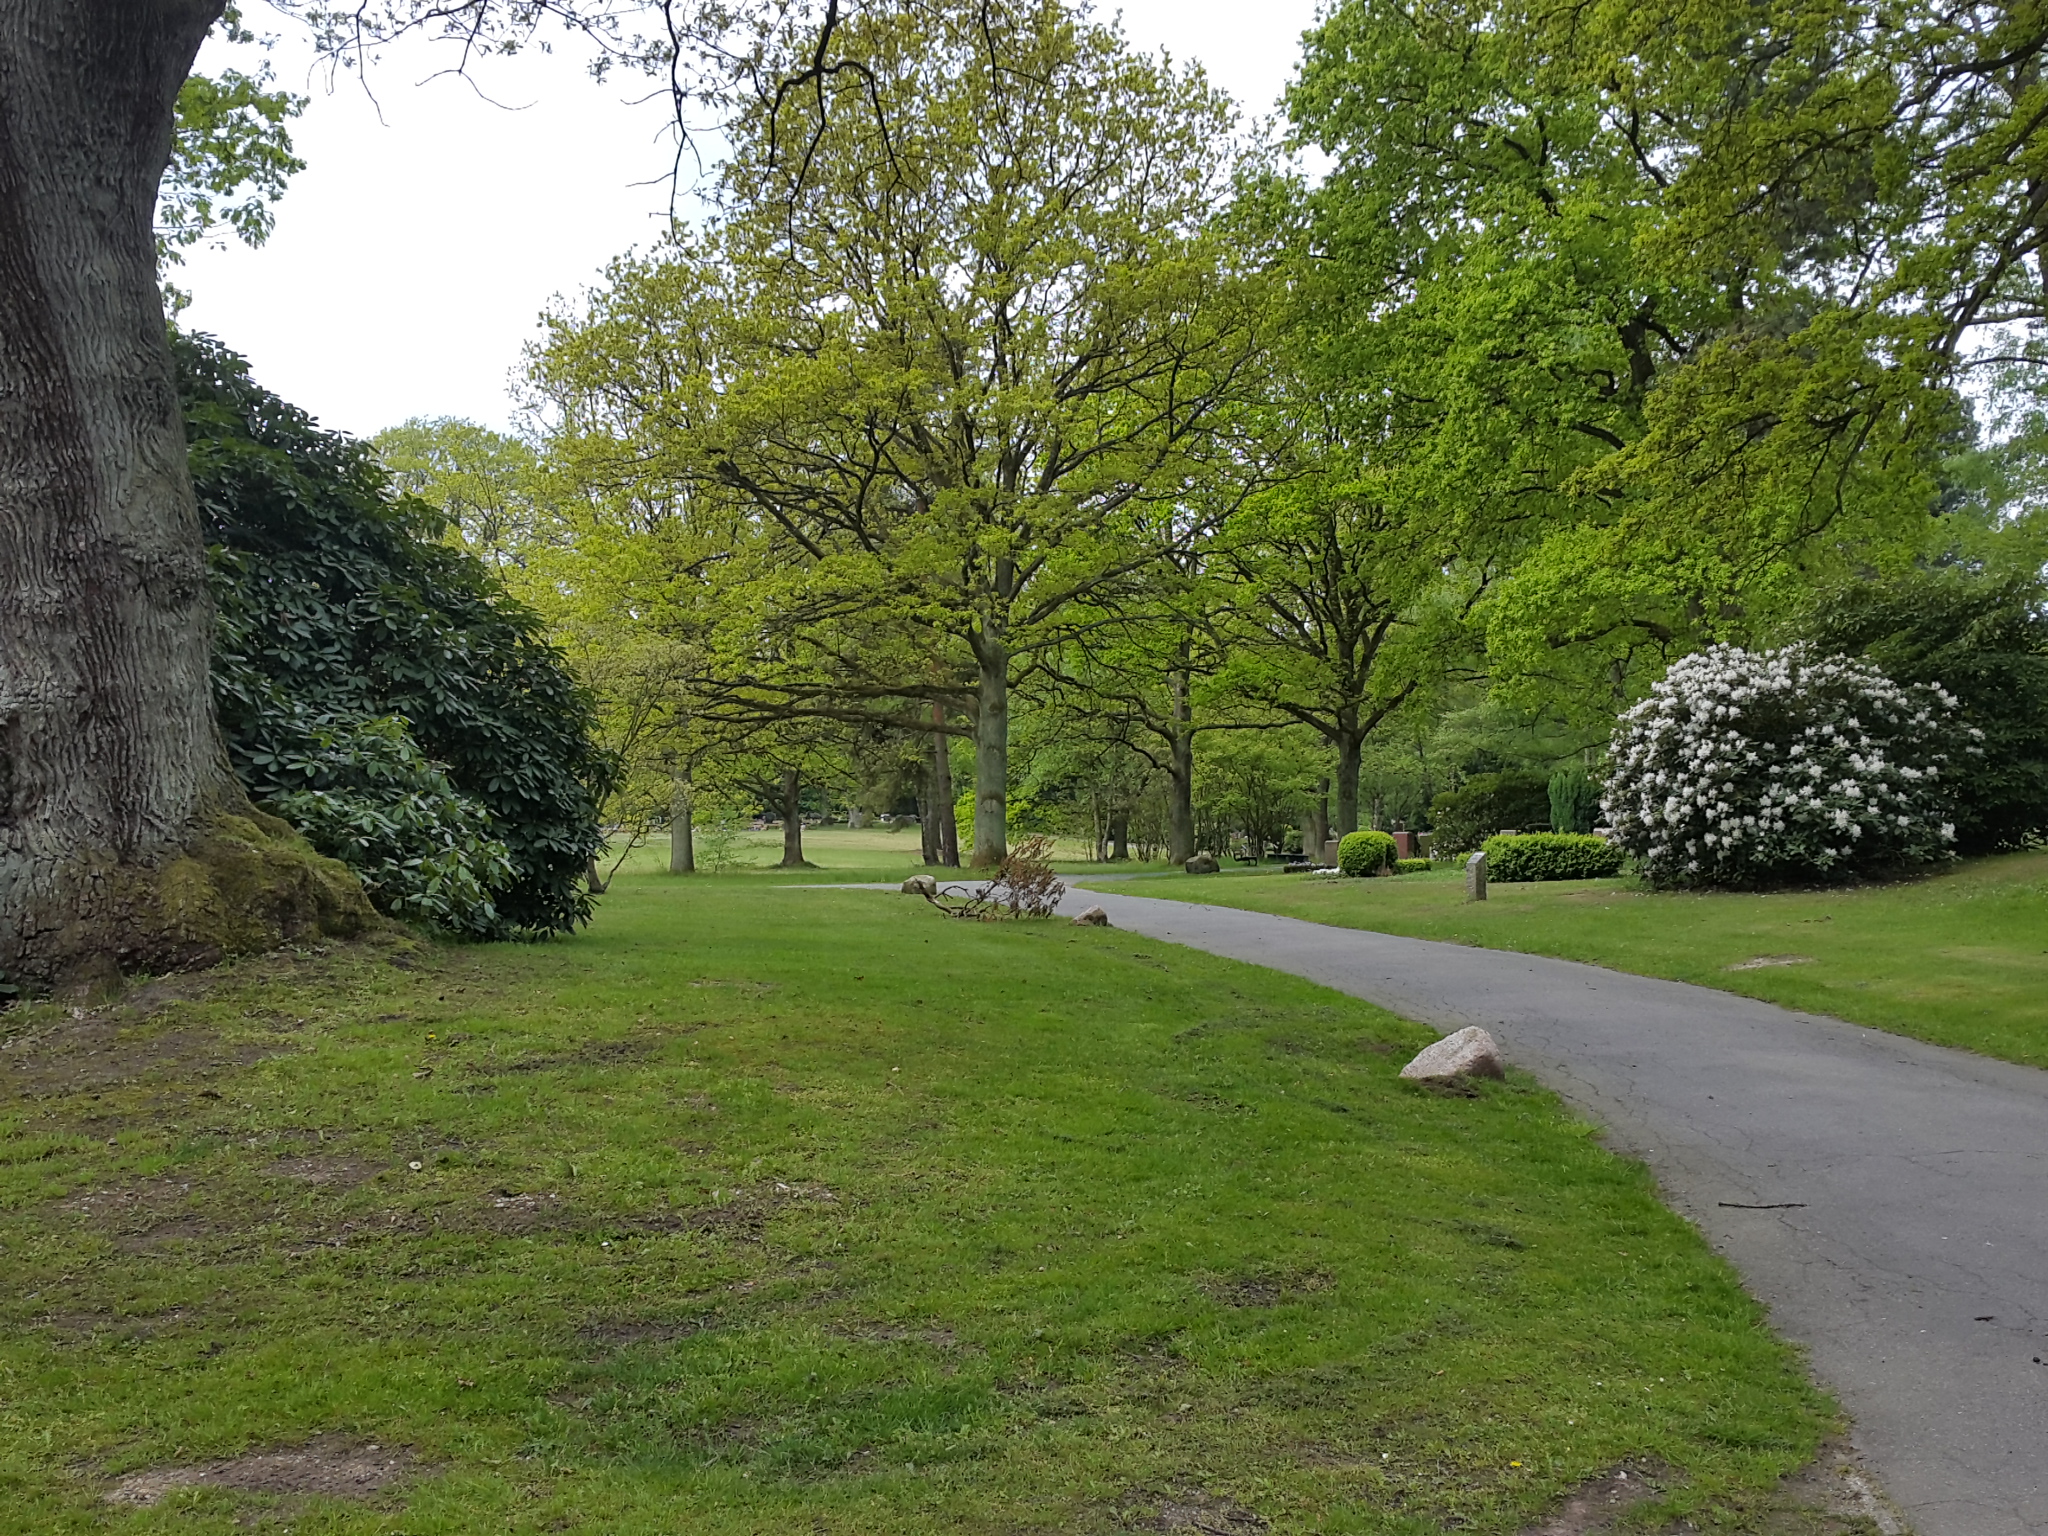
[1399,1026,1505,1083]
[902,874,938,896]
[1071,905,1110,927]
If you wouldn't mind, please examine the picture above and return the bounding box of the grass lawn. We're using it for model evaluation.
[0,872,1859,1533]
[608,824,1173,883]
[1086,848,2048,1070]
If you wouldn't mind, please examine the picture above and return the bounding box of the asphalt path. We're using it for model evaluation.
[1028,884,2046,1535]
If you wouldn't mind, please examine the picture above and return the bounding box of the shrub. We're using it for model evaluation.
[177,331,612,937]
[269,716,514,938]
[1801,567,2048,853]
[1393,857,1433,875]
[1548,766,1600,833]
[1603,643,1969,888]
[1483,833,1625,882]
[1429,771,1552,853]
[1338,830,1398,876]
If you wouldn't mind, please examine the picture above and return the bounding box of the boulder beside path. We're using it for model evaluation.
[1399,1026,1505,1083]
[902,874,938,896]
[1071,905,1110,927]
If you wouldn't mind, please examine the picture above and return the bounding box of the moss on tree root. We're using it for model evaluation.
[18,810,377,992]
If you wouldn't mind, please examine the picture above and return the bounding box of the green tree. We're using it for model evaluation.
[375,417,553,570]
[1287,0,1959,723]
[157,8,307,308]
[531,0,1264,866]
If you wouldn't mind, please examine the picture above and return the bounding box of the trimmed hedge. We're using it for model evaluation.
[1429,771,1552,853]
[1482,833,1625,883]
[1338,830,1398,876]
[1393,857,1432,875]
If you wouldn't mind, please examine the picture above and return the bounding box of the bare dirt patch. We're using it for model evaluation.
[1120,1486,1269,1532]
[1724,955,1817,972]
[1514,1463,1661,1534]
[104,1436,418,1507]
[1204,1267,1332,1308]
[265,1154,378,1188]
[1,1017,287,1099]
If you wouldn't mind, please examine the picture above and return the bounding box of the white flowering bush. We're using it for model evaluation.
[1604,644,1976,888]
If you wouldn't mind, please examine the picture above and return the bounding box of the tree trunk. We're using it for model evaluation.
[669,777,694,874]
[585,856,608,894]
[1305,775,1329,858]
[1333,728,1363,836]
[918,753,940,865]
[930,705,958,867]
[0,1,370,986]
[970,635,1007,868]
[1109,810,1129,862]
[1167,669,1196,863]
[779,769,806,867]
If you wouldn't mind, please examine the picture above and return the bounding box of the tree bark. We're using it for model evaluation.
[928,704,958,866]
[779,769,806,867]
[918,741,940,865]
[970,633,1007,868]
[1167,669,1196,863]
[1108,810,1129,862]
[669,777,694,874]
[1333,725,1363,836]
[0,2,367,986]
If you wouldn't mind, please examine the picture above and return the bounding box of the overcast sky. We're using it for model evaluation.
[174,2,1325,440]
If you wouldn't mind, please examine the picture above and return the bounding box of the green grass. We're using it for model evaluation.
[0,873,1855,1533]
[1087,849,2048,1068]
[609,824,1173,883]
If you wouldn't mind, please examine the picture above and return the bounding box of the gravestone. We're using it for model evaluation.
[1321,839,1340,867]
[1465,850,1487,901]
[1391,831,1415,859]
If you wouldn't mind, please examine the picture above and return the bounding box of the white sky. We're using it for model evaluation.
[174,2,1325,440]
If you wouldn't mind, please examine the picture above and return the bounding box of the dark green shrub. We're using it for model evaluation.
[1548,766,1599,833]
[1429,771,1552,853]
[1801,568,2048,853]
[1338,830,1397,876]
[271,717,514,938]
[176,330,614,936]
[1483,833,1625,882]
[1393,857,1432,875]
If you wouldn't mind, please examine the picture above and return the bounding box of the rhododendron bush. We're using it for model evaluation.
[1604,645,1977,888]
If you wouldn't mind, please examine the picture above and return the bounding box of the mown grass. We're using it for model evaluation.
[0,873,1853,1533]
[606,824,1173,883]
[1089,848,2048,1069]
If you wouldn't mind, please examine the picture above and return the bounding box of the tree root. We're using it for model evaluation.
[7,809,377,995]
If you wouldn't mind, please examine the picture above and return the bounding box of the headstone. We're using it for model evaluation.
[1185,853,1220,875]
[1465,850,1487,902]
[1415,832,1432,858]
[902,874,938,896]
[1071,905,1110,927]
[1321,839,1340,867]
[1391,831,1415,860]
[1399,1026,1505,1083]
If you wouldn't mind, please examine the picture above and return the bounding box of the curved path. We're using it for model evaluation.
[1047,886,2048,1536]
